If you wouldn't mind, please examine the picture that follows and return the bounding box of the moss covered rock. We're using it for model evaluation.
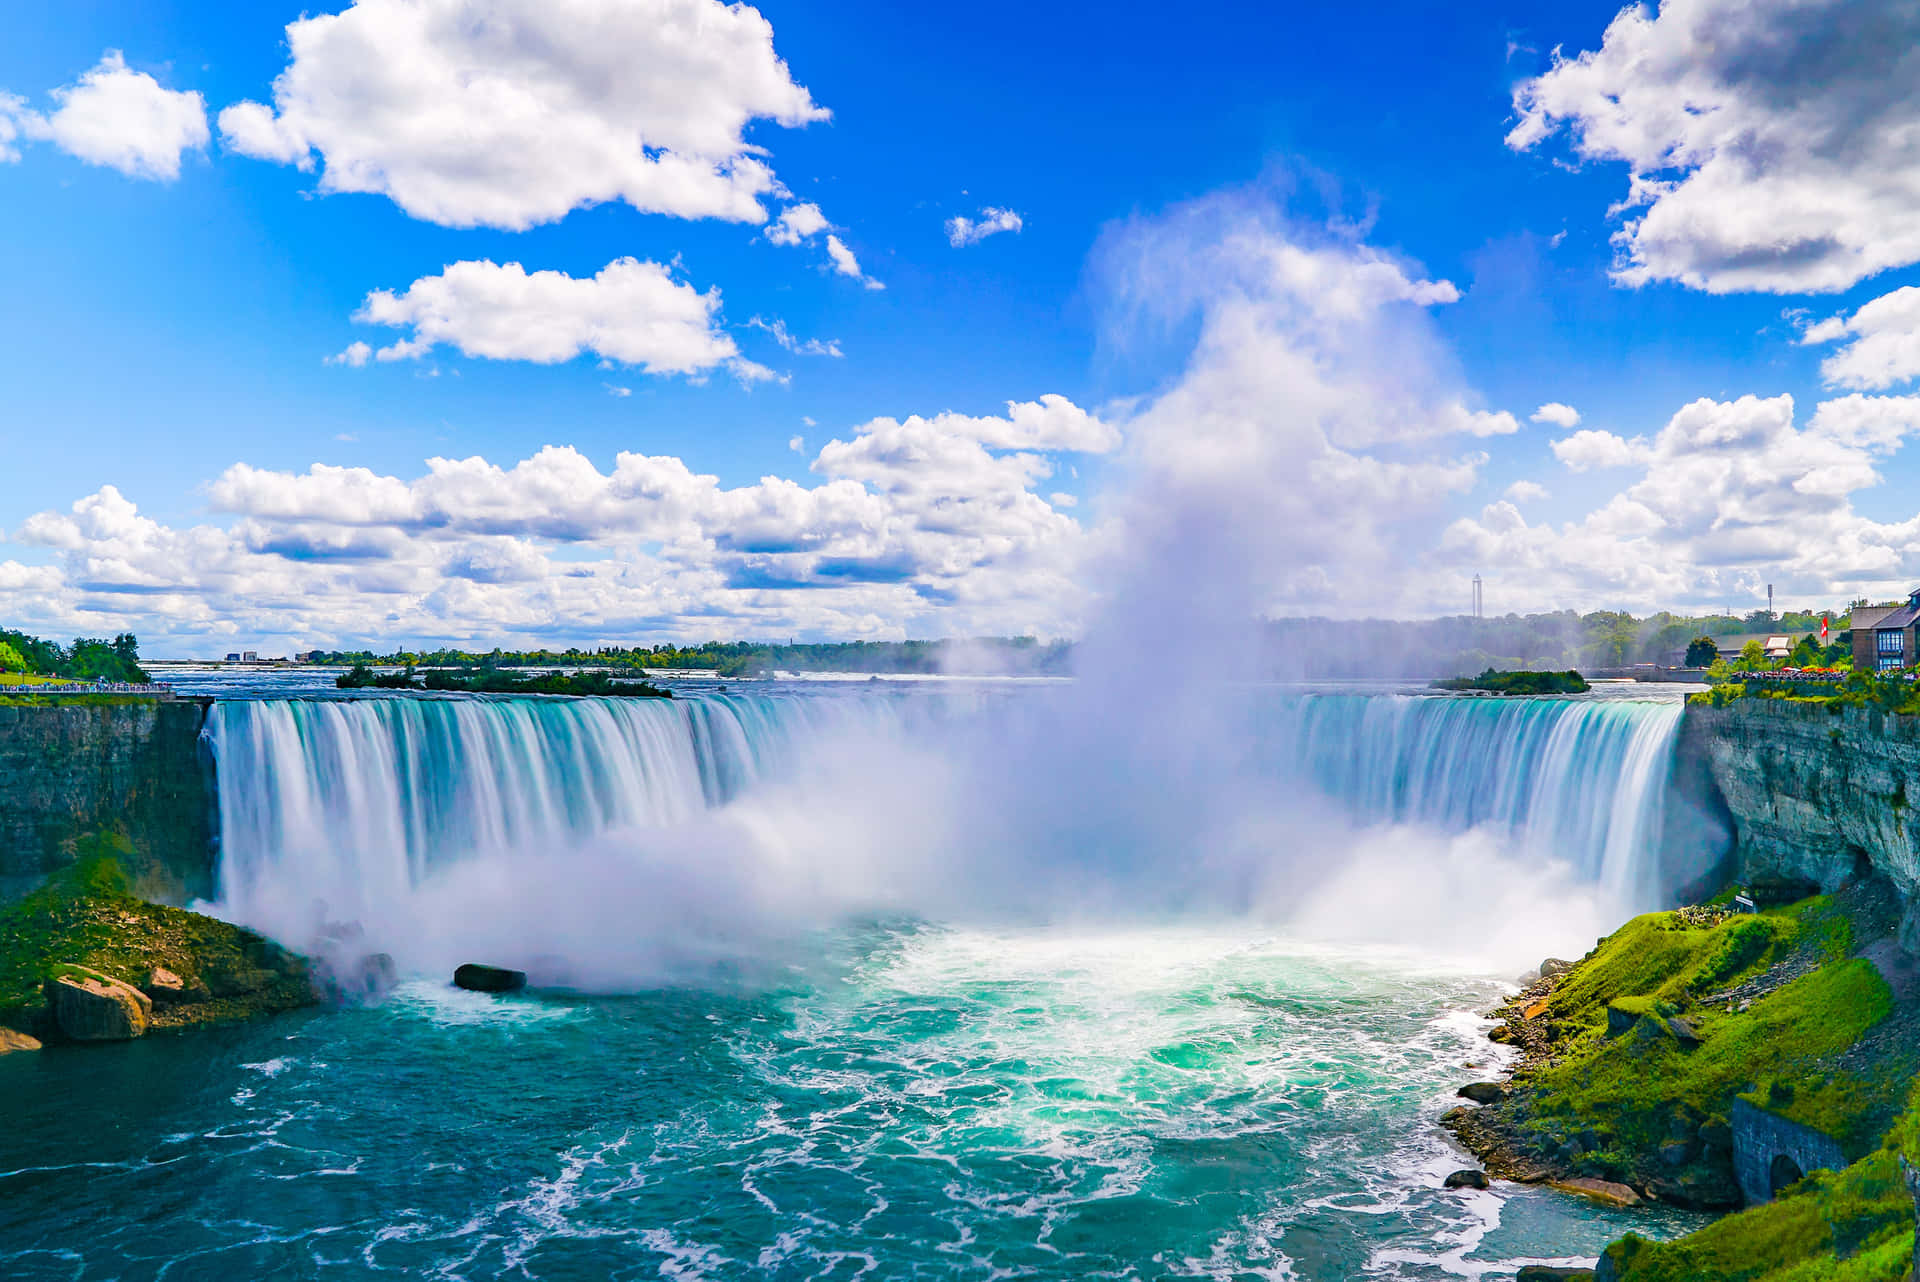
[0,856,314,1041]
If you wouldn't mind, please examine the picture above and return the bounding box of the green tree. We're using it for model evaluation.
[1684,635,1719,667]
[0,640,25,673]
[1738,639,1767,672]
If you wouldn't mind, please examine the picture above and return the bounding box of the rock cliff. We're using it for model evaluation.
[1678,698,1920,939]
[0,700,217,903]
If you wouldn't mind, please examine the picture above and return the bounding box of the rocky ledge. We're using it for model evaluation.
[0,855,314,1047]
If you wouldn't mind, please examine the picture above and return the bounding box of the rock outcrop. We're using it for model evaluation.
[0,1026,40,1054]
[46,965,152,1041]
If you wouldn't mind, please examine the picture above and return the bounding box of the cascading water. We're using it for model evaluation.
[204,692,911,927]
[205,686,1691,942]
[1256,692,1687,906]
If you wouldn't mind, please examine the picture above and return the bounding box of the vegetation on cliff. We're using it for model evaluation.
[1447,894,1903,1209]
[0,843,312,1040]
[1433,668,1591,695]
[335,664,671,697]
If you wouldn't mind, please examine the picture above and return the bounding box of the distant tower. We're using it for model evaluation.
[1472,574,1484,620]
[1768,583,1774,621]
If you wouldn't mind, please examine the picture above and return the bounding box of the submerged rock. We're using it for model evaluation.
[1458,1081,1506,1105]
[453,963,527,994]
[0,1027,41,1054]
[1550,1177,1641,1208]
[46,966,151,1041]
[1443,1168,1490,1189]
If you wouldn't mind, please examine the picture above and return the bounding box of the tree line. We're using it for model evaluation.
[0,630,149,683]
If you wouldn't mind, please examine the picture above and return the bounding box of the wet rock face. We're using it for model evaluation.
[1680,701,1920,932]
[0,1027,41,1054]
[0,702,215,904]
[1458,1081,1506,1104]
[1443,1168,1490,1189]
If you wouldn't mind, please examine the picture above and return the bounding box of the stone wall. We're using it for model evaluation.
[0,700,217,904]
[1677,699,1920,932]
[1729,1098,1848,1205]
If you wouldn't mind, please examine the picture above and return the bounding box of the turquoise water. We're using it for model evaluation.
[0,923,1703,1280]
[0,685,1717,1278]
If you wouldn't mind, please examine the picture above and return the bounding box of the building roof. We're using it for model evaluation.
[1873,605,1920,630]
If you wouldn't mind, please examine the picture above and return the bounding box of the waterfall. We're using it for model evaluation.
[203,688,1693,945]
[1255,692,1687,905]
[203,692,905,923]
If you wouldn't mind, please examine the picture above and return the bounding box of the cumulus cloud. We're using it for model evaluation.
[217,0,827,230]
[1505,480,1550,503]
[1552,429,1651,472]
[764,202,830,246]
[327,341,372,368]
[2,51,208,180]
[1802,286,1920,390]
[946,207,1023,247]
[1,397,1121,649]
[825,234,883,290]
[1508,0,1920,293]
[1446,391,1920,609]
[1531,402,1580,428]
[346,257,770,381]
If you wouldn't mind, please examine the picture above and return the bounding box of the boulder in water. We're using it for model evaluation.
[0,1027,41,1054]
[1458,1081,1505,1105]
[453,963,527,993]
[45,965,151,1041]
[1443,1168,1490,1189]
[1550,1176,1641,1208]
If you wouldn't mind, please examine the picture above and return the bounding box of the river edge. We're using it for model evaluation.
[1437,880,1920,1281]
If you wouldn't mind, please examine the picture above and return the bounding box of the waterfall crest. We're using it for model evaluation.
[204,689,1691,944]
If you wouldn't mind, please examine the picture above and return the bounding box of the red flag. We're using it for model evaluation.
[1820,616,1830,644]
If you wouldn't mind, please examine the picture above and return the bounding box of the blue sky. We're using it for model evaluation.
[4,0,1919,653]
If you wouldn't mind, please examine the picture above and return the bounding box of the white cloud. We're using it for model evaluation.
[788,436,804,452]
[946,206,1023,247]
[1,395,1121,649]
[765,202,830,246]
[347,257,771,381]
[327,341,373,367]
[747,316,843,358]
[217,0,827,230]
[1552,428,1651,472]
[1446,391,1920,610]
[603,383,632,398]
[1504,480,1549,503]
[1508,0,1920,294]
[1801,286,1920,390]
[825,234,884,290]
[1531,402,1580,428]
[2,51,208,180]
[1050,492,1078,508]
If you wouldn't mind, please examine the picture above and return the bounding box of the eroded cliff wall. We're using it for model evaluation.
[1679,698,1920,936]
[0,700,216,903]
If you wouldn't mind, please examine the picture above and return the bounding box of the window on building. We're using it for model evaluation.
[1879,630,1904,655]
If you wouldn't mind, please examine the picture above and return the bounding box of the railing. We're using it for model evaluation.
[3,682,176,696]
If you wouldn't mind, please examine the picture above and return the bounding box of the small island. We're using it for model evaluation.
[1433,667,1592,695]
[336,664,672,698]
